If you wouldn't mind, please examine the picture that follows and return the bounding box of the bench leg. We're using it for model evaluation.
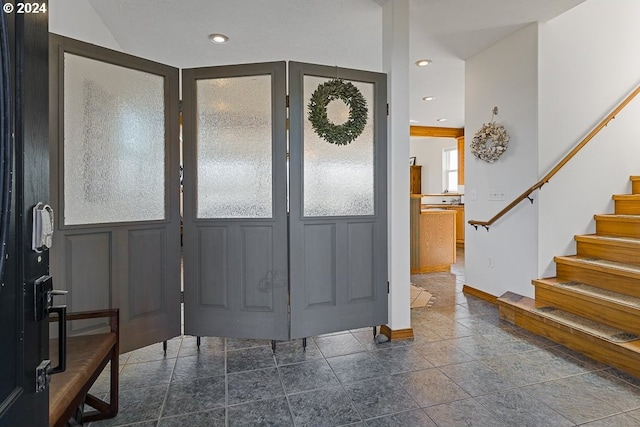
[163,340,167,355]
[109,348,118,418]
[72,402,83,425]
[83,348,119,423]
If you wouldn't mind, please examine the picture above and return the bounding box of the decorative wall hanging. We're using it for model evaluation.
[470,106,509,163]
[308,79,368,146]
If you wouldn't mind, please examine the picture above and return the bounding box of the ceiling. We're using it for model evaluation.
[84,0,585,129]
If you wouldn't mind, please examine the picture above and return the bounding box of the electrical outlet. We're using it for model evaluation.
[488,190,505,201]
[470,190,477,201]
[488,256,494,268]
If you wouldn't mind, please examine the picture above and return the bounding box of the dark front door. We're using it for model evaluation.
[0,2,51,426]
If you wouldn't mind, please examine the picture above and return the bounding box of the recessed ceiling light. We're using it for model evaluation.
[208,33,229,44]
[437,118,447,122]
[422,96,436,101]
[415,59,432,67]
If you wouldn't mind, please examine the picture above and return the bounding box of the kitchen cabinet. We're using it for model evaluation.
[422,204,464,246]
[457,136,464,185]
[410,165,421,194]
[449,205,465,246]
[410,197,457,273]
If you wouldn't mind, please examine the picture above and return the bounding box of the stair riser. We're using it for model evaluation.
[596,219,640,238]
[576,240,640,266]
[632,180,640,195]
[614,200,640,215]
[498,301,640,378]
[534,286,640,336]
[556,263,640,299]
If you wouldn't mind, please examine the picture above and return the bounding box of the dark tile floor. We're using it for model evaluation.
[89,250,640,426]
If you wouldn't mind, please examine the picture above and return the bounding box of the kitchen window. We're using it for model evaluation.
[443,147,458,193]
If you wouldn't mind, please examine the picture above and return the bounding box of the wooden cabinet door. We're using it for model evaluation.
[410,165,422,194]
[454,207,465,245]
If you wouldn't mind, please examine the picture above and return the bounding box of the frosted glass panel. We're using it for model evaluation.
[304,76,374,217]
[63,53,165,225]
[196,76,272,218]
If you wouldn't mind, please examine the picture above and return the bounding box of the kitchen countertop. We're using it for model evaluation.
[422,204,464,209]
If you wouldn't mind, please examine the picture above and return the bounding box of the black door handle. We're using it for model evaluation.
[49,305,66,374]
[34,275,68,374]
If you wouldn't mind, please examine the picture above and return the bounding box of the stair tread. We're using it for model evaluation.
[535,278,640,309]
[498,293,639,344]
[499,291,531,307]
[594,214,640,220]
[534,307,638,343]
[576,234,640,245]
[613,194,640,200]
[555,255,640,276]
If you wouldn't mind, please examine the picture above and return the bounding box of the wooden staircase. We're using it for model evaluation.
[498,176,640,378]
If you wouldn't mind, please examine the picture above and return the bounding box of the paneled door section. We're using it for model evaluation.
[49,35,182,353]
[182,62,387,341]
[182,63,289,340]
[288,62,388,338]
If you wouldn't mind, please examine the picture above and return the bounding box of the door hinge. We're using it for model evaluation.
[181,290,184,304]
[387,281,390,294]
[179,100,183,113]
[386,103,389,116]
[35,360,51,393]
[286,95,290,108]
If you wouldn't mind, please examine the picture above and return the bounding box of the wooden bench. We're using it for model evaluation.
[49,309,119,427]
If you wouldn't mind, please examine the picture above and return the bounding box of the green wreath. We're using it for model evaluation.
[308,79,368,146]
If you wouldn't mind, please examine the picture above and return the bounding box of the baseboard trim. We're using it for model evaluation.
[380,324,414,341]
[462,284,498,305]
[411,264,450,274]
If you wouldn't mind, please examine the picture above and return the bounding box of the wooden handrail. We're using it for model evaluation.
[469,83,640,230]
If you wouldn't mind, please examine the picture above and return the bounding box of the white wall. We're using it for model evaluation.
[49,0,122,50]
[537,0,640,277]
[465,24,539,298]
[410,137,457,194]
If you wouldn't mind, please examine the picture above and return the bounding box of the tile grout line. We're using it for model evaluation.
[156,337,181,426]
[224,338,229,427]
[273,348,297,427]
